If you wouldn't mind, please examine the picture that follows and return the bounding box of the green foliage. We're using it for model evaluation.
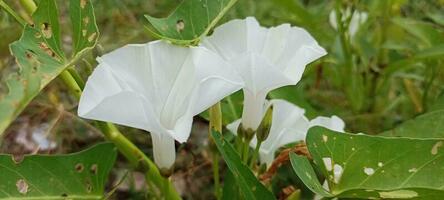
[145,0,237,45]
[211,131,276,200]
[289,153,333,198]
[0,143,117,199]
[381,109,444,138]
[293,126,444,199]
[0,0,99,135]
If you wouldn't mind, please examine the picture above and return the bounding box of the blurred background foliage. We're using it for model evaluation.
[0,0,443,199]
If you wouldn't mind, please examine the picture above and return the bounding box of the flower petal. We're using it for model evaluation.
[190,47,244,115]
[78,64,152,131]
[201,17,266,60]
[255,100,309,165]
[151,133,176,169]
[310,115,345,132]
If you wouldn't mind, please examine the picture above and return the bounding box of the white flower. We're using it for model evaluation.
[310,115,345,133]
[78,40,243,169]
[202,17,326,131]
[329,8,368,38]
[227,99,345,167]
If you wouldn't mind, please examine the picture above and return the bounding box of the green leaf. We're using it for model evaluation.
[430,95,444,112]
[144,0,237,45]
[221,170,239,200]
[0,0,99,134]
[211,131,276,200]
[381,110,444,138]
[293,126,444,199]
[289,153,333,198]
[392,17,444,47]
[428,12,444,26]
[0,143,117,199]
[383,44,444,76]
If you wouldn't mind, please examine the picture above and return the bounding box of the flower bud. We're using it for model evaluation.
[237,123,255,141]
[256,105,273,142]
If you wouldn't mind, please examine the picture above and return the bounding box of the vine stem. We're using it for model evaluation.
[0,0,26,26]
[16,1,181,199]
[249,140,262,168]
[209,102,222,200]
[19,0,36,15]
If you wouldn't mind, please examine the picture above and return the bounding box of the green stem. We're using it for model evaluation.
[242,138,251,164]
[208,102,222,200]
[249,140,262,168]
[0,0,27,26]
[60,70,82,99]
[67,67,85,89]
[212,154,221,200]
[19,0,36,14]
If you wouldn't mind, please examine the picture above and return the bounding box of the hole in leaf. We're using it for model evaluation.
[41,22,52,38]
[80,0,87,9]
[176,20,185,32]
[83,17,90,24]
[88,33,97,42]
[75,163,84,173]
[12,154,24,164]
[16,179,28,194]
[90,164,98,175]
[86,181,93,193]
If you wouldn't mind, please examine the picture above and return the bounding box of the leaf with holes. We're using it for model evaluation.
[145,0,237,45]
[0,0,99,134]
[292,126,444,199]
[381,110,444,138]
[0,143,116,199]
[211,131,276,200]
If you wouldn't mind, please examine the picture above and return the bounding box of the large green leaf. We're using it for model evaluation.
[145,0,237,45]
[0,143,117,199]
[211,131,276,200]
[292,126,444,199]
[381,110,444,138]
[0,0,99,134]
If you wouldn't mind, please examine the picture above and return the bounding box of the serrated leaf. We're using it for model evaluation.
[293,126,444,199]
[145,0,237,45]
[211,131,276,200]
[0,143,117,199]
[0,0,99,134]
[381,110,444,138]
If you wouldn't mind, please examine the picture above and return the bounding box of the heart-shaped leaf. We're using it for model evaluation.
[0,143,116,199]
[0,0,99,134]
[292,126,444,199]
[145,0,237,45]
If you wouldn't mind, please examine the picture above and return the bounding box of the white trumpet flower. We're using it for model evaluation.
[202,17,326,131]
[78,40,243,169]
[329,8,368,38]
[227,99,345,167]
